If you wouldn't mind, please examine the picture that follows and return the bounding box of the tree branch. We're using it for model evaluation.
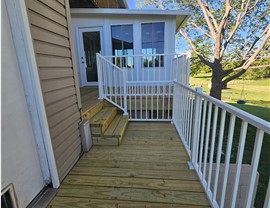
[189,22,212,38]
[222,69,247,84]
[179,29,214,68]
[179,29,198,52]
[243,25,270,60]
[223,60,246,75]
[205,3,219,30]
[231,26,270,72]
[143,0,165,9]
[197,0,216,37]
[249,64,270,69]
[218,0,232,32]
[220,0,259,58]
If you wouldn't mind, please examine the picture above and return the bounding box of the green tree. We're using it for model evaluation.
[138,0,270,99]
[190,52,211,76]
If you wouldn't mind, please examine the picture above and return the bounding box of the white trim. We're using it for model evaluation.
[71,8,191,31]
[71,8,191,16]
[4,0,60,188]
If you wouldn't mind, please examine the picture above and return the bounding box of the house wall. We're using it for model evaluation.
[1,6,45,207]
[25,0,82,181]
[71,14,176,86]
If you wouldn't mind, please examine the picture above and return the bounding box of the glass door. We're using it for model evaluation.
[79,28,103,86]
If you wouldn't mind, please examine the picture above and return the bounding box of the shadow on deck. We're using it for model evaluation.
[80,87,99,114]
[50,122,210,207]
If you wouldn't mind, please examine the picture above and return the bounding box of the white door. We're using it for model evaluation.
[79,27,103,86]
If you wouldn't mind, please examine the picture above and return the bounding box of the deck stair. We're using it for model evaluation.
[82,100,128,146]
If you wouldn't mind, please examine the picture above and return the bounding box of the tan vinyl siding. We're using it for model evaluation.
[26,0,82,181]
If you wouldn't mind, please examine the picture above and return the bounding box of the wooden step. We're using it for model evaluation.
[90,107,117,135]
[82,100,104,120]
[93,114,129,146]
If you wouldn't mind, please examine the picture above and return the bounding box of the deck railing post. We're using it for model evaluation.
[96,53,104,100]
[123,67,128,115]
[186,52,191,85]
[190,87,203,168]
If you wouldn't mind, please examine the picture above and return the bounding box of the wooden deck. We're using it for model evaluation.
[50,122,210,207]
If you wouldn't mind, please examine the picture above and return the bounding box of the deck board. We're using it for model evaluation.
[50,122,210,207]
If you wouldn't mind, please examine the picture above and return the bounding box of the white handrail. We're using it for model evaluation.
[103,53,188,58]
[96,53,127,114]
[174,81,270,134]
[99,54,124,72]
[97,53,190,121]
[173,80,270,208]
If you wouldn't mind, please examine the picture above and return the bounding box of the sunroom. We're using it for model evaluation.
[71,9,191,119]
[71,9,190,85]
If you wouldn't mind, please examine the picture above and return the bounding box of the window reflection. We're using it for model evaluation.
[142,22,164,67]
[111,25,134,68]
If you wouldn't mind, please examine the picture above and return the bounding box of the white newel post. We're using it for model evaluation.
[123,67,128,115]
[186,53,191,85]
[190,87,203,169]
[96,53,104,99]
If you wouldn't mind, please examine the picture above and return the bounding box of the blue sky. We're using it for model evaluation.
[126,0,137,9]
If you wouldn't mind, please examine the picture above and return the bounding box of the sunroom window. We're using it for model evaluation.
[142,22,164,67]
[111,25,134,68]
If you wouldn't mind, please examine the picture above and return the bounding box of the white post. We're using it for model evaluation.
[264,179,270,208]
[96,53,104,99]
[123,67,128,115]
[186,52,191,85]
[244,129,264,208]
[190,87,203,168]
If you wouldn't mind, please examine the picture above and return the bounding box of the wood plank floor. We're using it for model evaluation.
[50,122,210,207]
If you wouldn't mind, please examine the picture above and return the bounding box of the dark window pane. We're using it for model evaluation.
[142,23,152,43]
[153,23,164,42]
[82,31,100,82]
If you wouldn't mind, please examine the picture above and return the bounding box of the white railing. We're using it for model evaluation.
[97,53,190,120]
[96,53,127,114]
[96,52,270,207]
[173,81,270,208]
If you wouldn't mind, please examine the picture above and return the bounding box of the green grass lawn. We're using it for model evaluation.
[190,73,270,107]
[227,104,269,208]
[190,74,269,207]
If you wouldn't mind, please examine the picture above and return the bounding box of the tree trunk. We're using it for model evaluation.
[210,62,223,100]
[210,76,223,100]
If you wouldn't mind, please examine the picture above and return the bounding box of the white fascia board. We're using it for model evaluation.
[71,8,191,16]
[71,8,191,31]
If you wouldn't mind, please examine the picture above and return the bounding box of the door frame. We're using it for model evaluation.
[78,27,104,87]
